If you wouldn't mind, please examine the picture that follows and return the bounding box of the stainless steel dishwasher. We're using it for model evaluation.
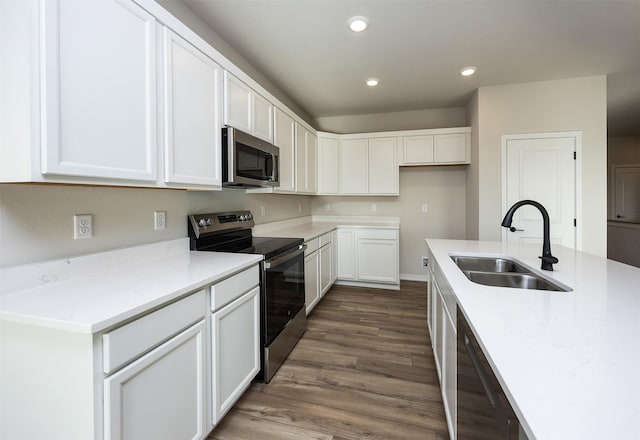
[457,308,521,440]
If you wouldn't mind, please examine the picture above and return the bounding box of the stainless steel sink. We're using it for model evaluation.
[450,255,571,292]
[450,256,530,273]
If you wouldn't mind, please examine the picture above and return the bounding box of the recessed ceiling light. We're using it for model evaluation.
[366,78,379,87]
[348,16,369,32]
[460,66,477,77]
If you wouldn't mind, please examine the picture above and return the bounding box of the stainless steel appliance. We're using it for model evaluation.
[188,210,305,383]
[222,127,279,188]
[457,308,521,439]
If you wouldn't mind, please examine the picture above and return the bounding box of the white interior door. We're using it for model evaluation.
[503,133,577,249]
[613,166,640,222]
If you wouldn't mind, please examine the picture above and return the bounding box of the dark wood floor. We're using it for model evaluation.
[208,281,450,440]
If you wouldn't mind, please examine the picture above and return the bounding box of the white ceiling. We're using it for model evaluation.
[180,0,640,136]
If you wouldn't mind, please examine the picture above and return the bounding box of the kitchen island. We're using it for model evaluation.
[426,239,640,440]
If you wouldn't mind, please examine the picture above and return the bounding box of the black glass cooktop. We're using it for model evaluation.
[197,236,303,260]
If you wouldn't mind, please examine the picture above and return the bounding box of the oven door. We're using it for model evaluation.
[262,244,306,346]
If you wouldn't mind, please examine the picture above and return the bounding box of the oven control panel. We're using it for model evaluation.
[188,211,255,238]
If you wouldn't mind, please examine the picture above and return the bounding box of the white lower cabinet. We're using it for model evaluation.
[304,249,321,314]
[104,321,207,440]
[319,239,333,295]
[305,232,335,314]
[429,264,456,440]
[336,227,399,289]
[212,286,260,424]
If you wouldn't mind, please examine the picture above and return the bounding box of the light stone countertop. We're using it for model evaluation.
[0,239,262,334]
[253,215,400,242]
[426,238,640,440]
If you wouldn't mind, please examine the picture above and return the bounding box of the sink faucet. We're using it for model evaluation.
[501,200,559,271]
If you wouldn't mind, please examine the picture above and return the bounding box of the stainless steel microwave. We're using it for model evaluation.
[222,127,279,188]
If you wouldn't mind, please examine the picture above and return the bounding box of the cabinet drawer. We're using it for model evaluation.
[103,290,206,374]
[357,228,398,240]
[211,265,260,312]
[319,231,333,247]
[305,237,319,255]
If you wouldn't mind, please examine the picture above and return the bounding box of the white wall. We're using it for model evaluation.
[312,166,467,280]
[469,76,607,257]
[0,184,311,267]
[314,108,467,134]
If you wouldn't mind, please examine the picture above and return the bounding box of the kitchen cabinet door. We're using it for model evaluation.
[104,321,207,440]
[304,251,321,314]
[402,135,434,165]
[432,280,443,380]
[162,27,222,188]
[295,124,318,194]
[368,137,398,194]
[356,239,399,284]
[253,92,274,143]
[319,242,333,296]
[331,230,338,284]
[212,287,260,424]
[274,108,296,192]
[434,133,469,163]
[442,306,457,440]
[41,0,158,181]
[336,229,356,280]
[317,136,340,194]
[340,139,368,194]
[223,71,252,134]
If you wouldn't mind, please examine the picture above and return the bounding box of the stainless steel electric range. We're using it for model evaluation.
[188,210,306,383]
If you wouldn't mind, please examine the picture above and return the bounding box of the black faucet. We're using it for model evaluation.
[501,200,559,271]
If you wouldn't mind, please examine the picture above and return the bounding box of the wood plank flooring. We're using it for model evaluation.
[208,281,450,440]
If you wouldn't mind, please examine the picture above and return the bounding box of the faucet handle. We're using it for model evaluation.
[509,226,524,232]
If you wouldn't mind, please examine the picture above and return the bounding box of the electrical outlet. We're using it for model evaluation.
[260,205,266,216]
[154,211,166,230]
[73,214,93,239]
[421,256,429,267]
[371,204,377,212]
[421,204,428,213]
[298,204,302,213]
[325,203,331,211]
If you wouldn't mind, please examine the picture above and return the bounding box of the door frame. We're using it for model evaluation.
[501,131,583,250]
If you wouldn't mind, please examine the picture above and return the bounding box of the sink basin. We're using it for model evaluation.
[450,255,571,292]
[450,256,529,273]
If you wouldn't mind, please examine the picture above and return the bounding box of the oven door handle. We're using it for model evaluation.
[263,244,307,269]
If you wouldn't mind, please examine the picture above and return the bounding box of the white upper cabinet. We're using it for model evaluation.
[41,0,158,181]
[368,137,398,195]
[339,137,398,195]
[295,123,317,194]
[253,93,274,143]
[399,128,470,165]
[340,139,369,194]
[162,27,222,189]
[223,71,274,143]
[402,135,434,164]
[273,107,296,193]
[317,135,340,195]
[223,71,252,134]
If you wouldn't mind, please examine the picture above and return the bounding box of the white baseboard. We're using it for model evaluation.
[400,273,428,282]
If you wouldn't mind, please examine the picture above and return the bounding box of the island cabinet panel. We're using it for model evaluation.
[104,321,207,440]
[41,0,158,181]
[162,27,222,188]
